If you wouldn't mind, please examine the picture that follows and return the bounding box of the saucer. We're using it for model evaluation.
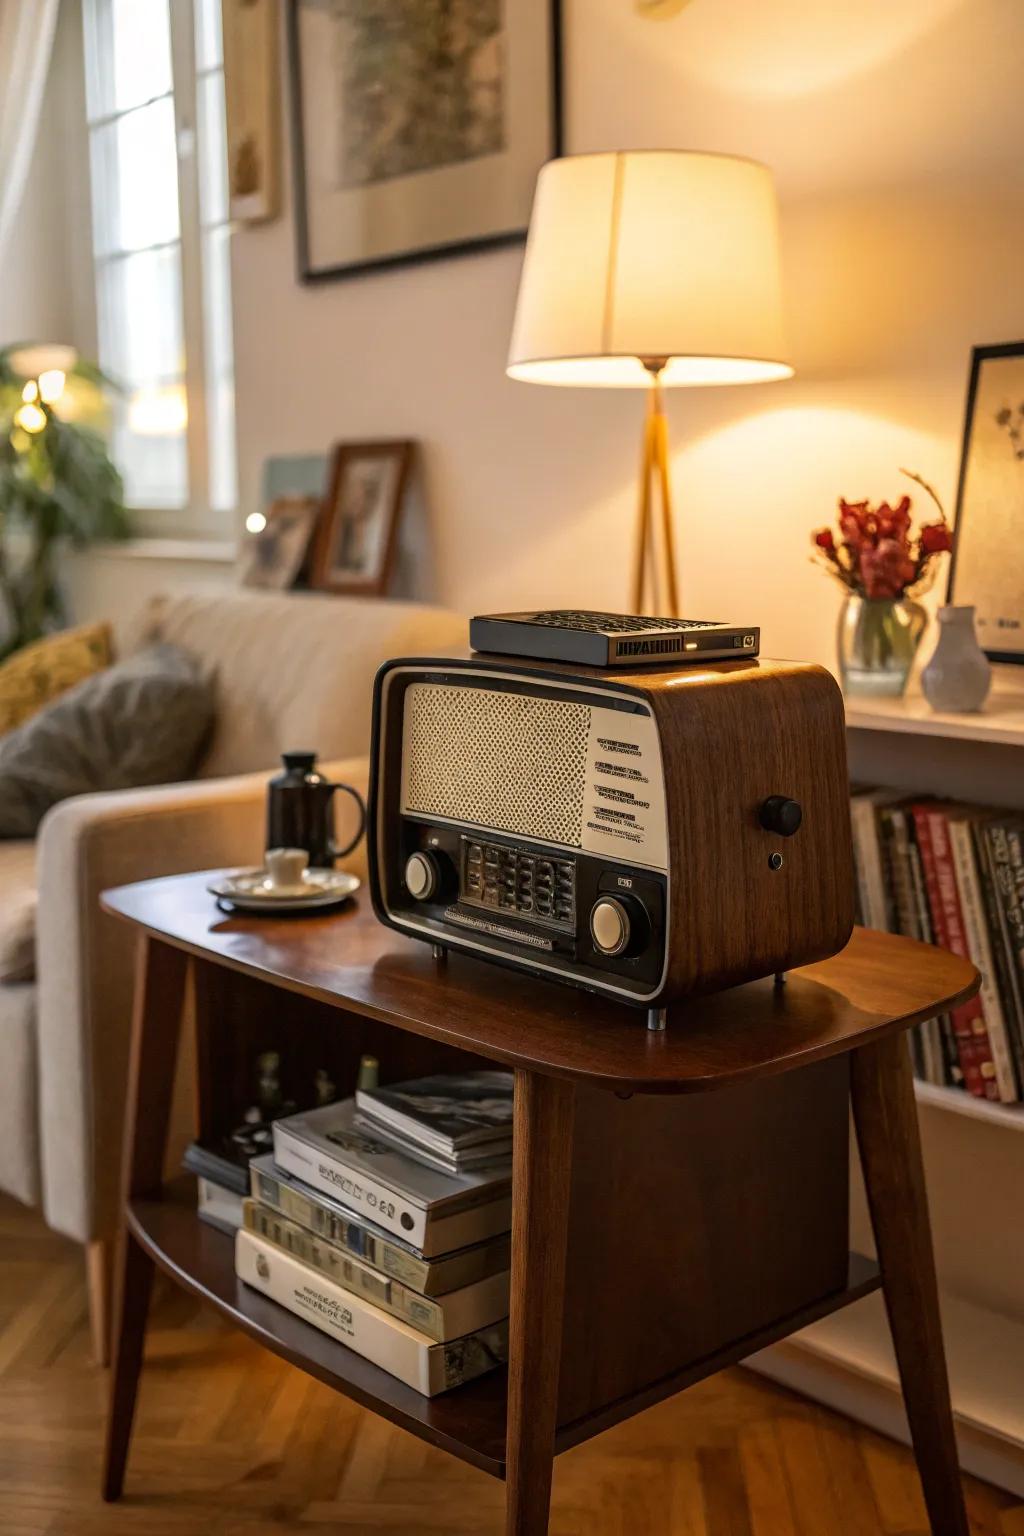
[207,868,361,913]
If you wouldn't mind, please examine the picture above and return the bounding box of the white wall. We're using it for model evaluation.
[51,0,1024,675]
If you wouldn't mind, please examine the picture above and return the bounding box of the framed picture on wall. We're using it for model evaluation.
[310,440,414,596]
[948,341,1024,664]
[223,0,281,222]
[285,0,563,282]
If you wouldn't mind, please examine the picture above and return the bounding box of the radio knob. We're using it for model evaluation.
[405,851,440,901]
[590,896,633,957]
[759,795,803,837]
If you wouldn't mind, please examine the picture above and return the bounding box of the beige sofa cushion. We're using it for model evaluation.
[0,840,37,984]
[128,590,465,779]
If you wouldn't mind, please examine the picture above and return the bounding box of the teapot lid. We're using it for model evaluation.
[282,750,317,770]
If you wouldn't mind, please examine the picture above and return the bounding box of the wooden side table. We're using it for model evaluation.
[100,872,980,1536]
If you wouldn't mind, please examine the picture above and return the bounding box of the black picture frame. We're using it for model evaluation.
[947,340,1024,666]
[285,0,564,286]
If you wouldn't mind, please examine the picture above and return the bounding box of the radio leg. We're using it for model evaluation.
[646,1007,667,1032]
[774,971,787,988]
[431,944,447,965]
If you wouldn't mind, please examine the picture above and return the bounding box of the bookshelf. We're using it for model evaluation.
[751,677,1024,1498]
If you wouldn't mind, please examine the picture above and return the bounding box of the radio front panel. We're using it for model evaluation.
[374,666,670,1002]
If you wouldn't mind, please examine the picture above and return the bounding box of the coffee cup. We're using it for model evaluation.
[265,847,309,889]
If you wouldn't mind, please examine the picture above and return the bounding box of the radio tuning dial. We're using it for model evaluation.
[405,850,440,901]
[590,896,633,957]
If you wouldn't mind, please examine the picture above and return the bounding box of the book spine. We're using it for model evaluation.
[251,1160,432,1292]
[271,1126,428,1247]
[851,798,889,929]
[926,809,997,1099]
[1004,828,1024,995]
[235,1230,508,1396]
[885,808,920,938]
[911,808,969,1091]
[948,817,1018,1103]
[980,825,1024,1095]
[243,1201,510,1343]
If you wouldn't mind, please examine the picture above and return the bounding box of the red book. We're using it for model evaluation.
[925,806,1000,1101]
[912,806,984,1096]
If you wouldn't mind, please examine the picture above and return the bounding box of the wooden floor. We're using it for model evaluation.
[1,1195,1021,1536]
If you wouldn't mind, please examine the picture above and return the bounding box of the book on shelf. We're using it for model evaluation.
[271,1098,513,1255]
[849,790,1023,1104]
[242,1199,510,1342]
[249,1152,510,1295]
[235,1228,509,1396]
[355,1070,514,1174]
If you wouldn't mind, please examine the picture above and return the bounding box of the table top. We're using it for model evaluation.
[103,871,979,1094]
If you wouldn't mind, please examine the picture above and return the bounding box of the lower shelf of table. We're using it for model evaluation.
[128,1181,882,1481]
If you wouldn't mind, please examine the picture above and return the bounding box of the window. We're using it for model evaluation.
[83,0,236,529]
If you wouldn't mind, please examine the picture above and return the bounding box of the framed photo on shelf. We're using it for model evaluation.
[310,441,414,596]
[948,341,1024,664]
[285,0,563,282]
[238,494,321,590]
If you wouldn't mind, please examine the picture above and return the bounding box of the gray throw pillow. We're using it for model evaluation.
[0,642,215,837]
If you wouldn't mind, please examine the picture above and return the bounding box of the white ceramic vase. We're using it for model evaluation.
[921,605,992,713]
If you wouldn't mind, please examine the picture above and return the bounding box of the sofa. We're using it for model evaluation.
[0,587,464,1360]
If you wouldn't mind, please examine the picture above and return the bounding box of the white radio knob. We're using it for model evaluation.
[590,896,631,956]
[405,851,439,901]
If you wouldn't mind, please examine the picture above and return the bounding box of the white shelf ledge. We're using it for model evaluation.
[914,1079,1024,1130]
[844,686,1024,746]
[749,1288,1024,1496]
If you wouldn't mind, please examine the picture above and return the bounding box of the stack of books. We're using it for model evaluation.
[233,1071,515,1396]
[851,790,1024,1103]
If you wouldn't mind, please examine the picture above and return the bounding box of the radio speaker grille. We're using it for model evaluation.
[403,683,590,847]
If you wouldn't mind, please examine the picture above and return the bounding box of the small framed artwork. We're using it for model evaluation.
[238,495,320,589]
[310,441,414,596]
[285,0,563,282]
[223,0,281,223]
[948,341,1024,664]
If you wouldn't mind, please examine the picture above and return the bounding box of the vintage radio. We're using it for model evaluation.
[367,653,854,1027]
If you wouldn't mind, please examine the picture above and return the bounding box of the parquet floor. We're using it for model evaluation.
[1,1194,1021,1535]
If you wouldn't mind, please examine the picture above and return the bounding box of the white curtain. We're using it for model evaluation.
[0,0,60,264]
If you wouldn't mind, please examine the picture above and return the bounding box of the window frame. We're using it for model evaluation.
[82,0,236,540]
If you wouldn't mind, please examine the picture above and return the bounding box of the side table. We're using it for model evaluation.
[100,872,980,1536]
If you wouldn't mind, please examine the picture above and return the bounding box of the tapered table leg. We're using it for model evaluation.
[505,1070,575,1536]
[102,936,189,1501]
[850,1033,969,1536]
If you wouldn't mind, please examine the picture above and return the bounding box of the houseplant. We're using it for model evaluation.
[0,343,130,658]
[811,470,953,696]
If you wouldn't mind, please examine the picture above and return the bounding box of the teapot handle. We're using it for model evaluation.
[328,783,367,861]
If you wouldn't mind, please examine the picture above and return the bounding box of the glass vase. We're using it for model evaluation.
[838,594,926,698]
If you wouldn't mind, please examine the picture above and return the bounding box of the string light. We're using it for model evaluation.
[245,512,267,534]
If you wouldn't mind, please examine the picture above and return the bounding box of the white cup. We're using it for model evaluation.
[265,847,309,889]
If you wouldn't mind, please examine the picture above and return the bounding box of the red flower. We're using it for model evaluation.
[860,538,916,600]
[814,527,835,551]
[920,522,952,554]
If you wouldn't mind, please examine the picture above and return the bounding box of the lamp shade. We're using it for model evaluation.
[508,151,792,388]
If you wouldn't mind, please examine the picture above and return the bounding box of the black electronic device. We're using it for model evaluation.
[469,610,760,668]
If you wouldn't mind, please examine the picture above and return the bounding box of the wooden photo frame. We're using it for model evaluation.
[286,0,563,283]
[310,441,414,596]
[948,341,1024,664]
[238,494,320,589]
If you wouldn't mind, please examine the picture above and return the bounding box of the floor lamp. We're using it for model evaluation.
[507,150,793,617]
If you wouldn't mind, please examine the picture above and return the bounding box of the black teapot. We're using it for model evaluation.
[266,751,365,869]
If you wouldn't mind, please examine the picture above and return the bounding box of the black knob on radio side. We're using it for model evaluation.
[405,850,442,901]
[759,795,803,837]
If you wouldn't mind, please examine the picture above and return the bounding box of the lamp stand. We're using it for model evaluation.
[631,362,680,617]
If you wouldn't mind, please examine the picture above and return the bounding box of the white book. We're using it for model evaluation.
[948,816,1018,1103]
[272,1098,512,1256]
[236,1229,508,1396]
